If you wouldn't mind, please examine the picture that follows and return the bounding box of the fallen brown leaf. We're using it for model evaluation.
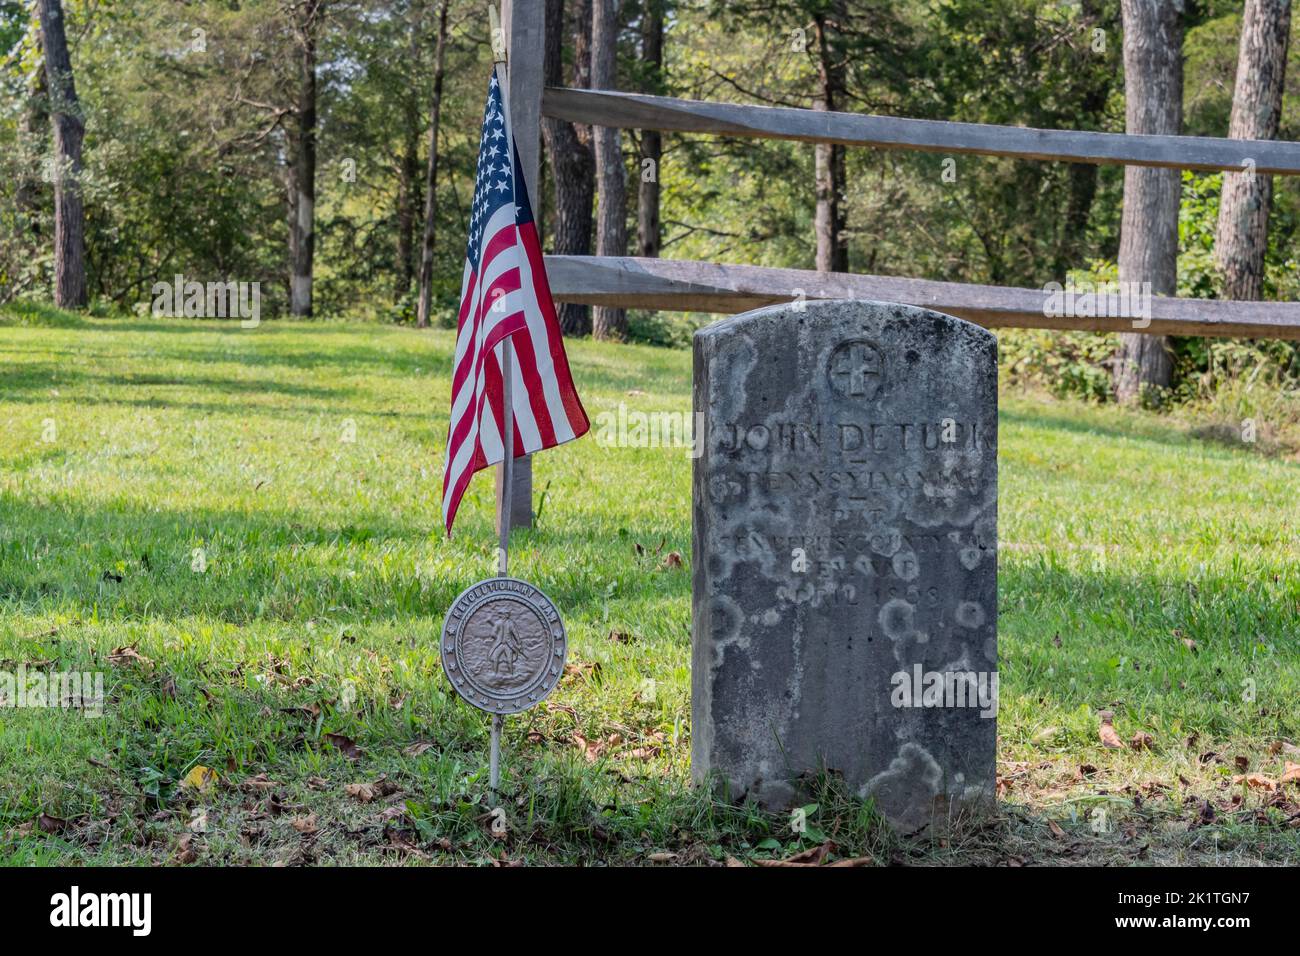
[108,645,154,669]
[174,833,198,865]
[1232,773,1278,792]
[242,773,277,791]
[1280,762,1300,786]
[562,660,601,682]
[323,732,362,759]
[572,734,604,763]
[754,841,834,867]
[345,782,376,803]
[1098,711,1124,750]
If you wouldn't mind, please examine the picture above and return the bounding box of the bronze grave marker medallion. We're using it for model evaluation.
[441,576,567,715]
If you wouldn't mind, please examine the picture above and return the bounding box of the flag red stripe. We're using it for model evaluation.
[521,220,589,435]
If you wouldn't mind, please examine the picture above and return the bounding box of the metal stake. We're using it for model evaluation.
[489,713,503,792]
[492,335,514,794]
[489,1,511,799]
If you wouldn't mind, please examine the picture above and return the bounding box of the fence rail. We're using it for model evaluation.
[542,87,1300,176]
[546,256,1300,340]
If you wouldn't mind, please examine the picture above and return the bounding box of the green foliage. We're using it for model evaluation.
[999,328,1117,402]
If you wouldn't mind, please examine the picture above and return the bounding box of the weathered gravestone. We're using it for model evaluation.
[692,299,997,833]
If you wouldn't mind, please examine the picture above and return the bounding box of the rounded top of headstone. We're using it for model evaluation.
[695,298,995,359]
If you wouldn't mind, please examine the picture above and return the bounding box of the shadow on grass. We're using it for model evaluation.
[1,319,688,397]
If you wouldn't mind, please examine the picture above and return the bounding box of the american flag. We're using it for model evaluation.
[442,65,589,535]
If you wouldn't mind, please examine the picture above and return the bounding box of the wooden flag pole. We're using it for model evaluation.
[488,1,508,793]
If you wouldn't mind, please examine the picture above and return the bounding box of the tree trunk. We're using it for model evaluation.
[1215,0,1291,301]
[416,0,450,329]
[37,0,87,308]
[813,4,849,273]
[637,0,664,259]
[591,0,627,340]
[16,63,48,238]
[289,3,321,318]
[542,0,596,336]
[396,13,424,302]
[1114,0,1183,404]
[1054,0,1112,281]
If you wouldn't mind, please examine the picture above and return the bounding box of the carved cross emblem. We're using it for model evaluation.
[828,340,883,399]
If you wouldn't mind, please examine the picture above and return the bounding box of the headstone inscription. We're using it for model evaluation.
[691,299,998,833]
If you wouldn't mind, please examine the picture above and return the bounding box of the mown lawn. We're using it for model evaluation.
[2,305,1299,866]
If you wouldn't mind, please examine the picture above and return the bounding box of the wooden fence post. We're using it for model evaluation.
[496,0,543,531]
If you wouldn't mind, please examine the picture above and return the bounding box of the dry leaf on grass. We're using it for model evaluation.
[346,776,398,803]
[1232,773,1278,792]
[1280,762,1300,785]
[572,734,605,763]
[180,765,219,792]
[37,813,68,834]
[754,841,834,867]
[174,833,198,864]
[562,660,601,683]
[345,782,376,803]
[323,732,363,759]
[108,645,153,669]
[1098,711,1124,750]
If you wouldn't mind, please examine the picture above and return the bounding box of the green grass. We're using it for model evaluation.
[2,308,1299,866]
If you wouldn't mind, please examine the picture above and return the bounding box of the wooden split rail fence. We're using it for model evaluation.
[498,1,1300,523]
